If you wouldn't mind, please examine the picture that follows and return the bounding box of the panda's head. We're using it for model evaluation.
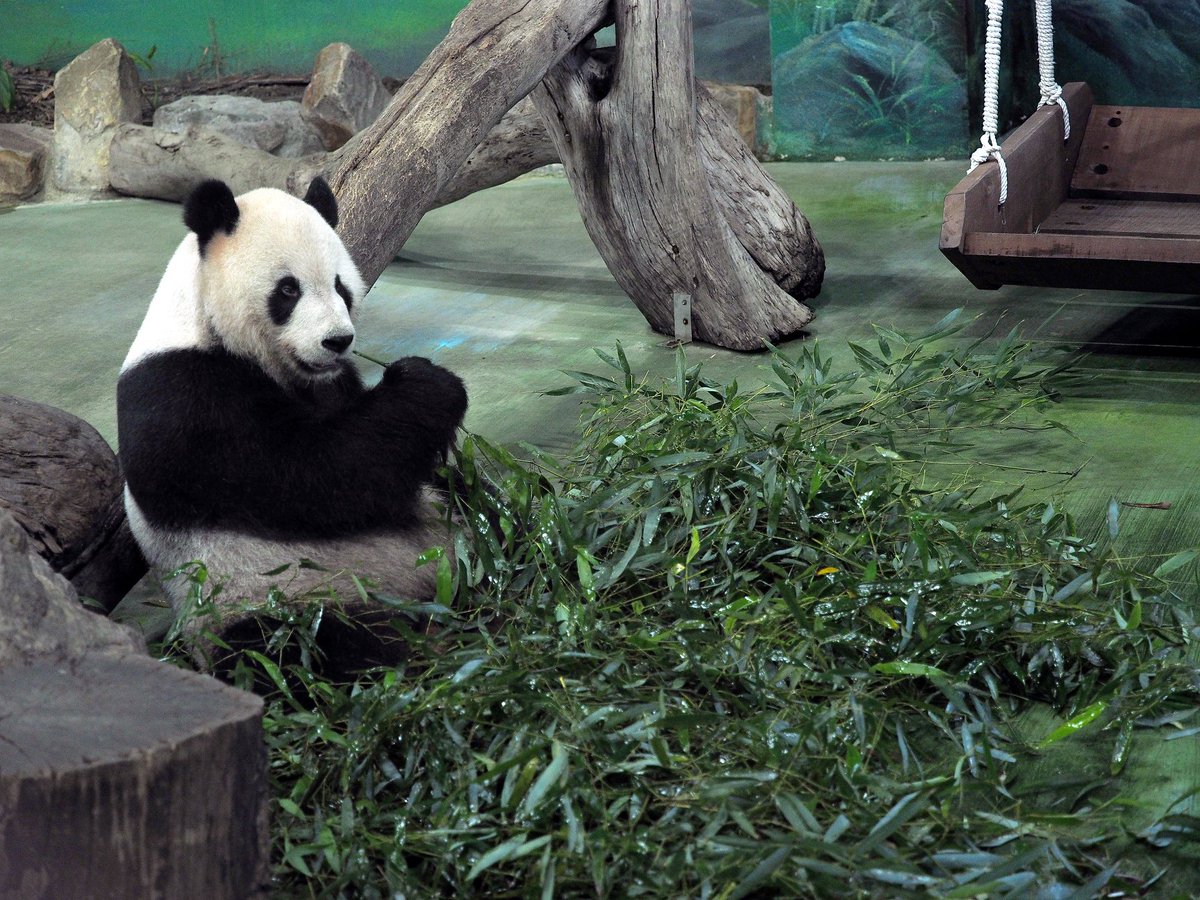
[183,177,365,386]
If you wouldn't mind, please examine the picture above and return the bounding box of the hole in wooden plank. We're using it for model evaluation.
[1094,164,1109,174]
[1108,116,1123,127]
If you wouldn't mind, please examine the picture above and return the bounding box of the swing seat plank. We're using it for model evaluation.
[941,83,1200,292]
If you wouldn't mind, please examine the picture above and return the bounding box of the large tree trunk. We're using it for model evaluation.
[330,0,612,283]
[533,1,821,349]
[111,0,824,351]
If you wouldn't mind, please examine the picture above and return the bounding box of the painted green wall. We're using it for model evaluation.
[5,0,470,76]
[4,0,774,83]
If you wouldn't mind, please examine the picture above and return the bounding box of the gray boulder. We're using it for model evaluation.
[50,38,142,196]
[774,21,966,159]
[153,94,324,158]
[0,124,52,204]
[301,42,392,150]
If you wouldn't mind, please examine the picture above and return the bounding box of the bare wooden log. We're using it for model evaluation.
[109,123,320,200]
[0,394,147,611]
[330,0,612,283]
[532,1,821,349]
[109,0,823,350]
[695,83,825,301]
[432,96,558,208]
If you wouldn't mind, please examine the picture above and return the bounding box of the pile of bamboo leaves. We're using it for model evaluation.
[168,312,1200,897]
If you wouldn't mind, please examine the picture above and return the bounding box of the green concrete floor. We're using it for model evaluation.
[2,162,1198,882]
[4,163,1196,545]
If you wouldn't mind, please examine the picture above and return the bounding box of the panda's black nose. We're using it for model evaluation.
[323,334,353,354]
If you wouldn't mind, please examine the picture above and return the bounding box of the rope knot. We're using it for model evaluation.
[969,138,1009,206]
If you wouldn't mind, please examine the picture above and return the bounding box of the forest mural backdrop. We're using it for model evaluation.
[769,0,1200,161]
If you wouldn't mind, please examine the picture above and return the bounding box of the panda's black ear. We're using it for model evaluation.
[184,180,240,254]
[303,176,339,229]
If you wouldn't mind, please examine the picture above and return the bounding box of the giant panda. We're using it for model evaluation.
[118,177,467,659]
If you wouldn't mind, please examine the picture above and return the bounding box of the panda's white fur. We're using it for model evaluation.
[119,179,467,622]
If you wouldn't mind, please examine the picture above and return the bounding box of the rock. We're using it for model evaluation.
[0,509,143,669]
[702,82,766,157]
[694,0,771,86]
[0,395,148,611]
[0,124,52,204]
[773,21,966,160]
[50,38,142,196]
[302,42,392,151]
[153,94,324,158]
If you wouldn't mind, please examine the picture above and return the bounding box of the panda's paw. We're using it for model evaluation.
[382,357,468,419]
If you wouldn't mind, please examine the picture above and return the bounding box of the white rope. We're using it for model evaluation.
[1033,0,1070,139]
[968,0,1008,205]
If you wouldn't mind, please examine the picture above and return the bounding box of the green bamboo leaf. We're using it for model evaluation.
[950,570,1010,586]
[857,792,926,852]
[1110,718,1134,776]
[1052,571,1094,602]
[872,661,948,678]
[775,794,820,835]
[467,835,552,881]
[451,657,486,684]
[1154,549,1197,578]
[730,845,791,899]
[520,742,569,814]
[1039,701,1108,748]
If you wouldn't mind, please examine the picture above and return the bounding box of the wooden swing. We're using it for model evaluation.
[940,0,1200,293]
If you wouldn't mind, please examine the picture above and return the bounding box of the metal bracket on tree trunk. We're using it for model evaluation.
[672,292,693,344]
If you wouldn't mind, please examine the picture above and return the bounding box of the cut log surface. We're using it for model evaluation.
[533,0,821,349]
[0,653,268,900]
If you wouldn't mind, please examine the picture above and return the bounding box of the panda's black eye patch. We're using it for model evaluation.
[335,275,354,312]
[269,275,302,325]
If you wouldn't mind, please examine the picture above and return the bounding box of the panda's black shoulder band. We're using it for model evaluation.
[184,179,240,254]
[303,176,339,229]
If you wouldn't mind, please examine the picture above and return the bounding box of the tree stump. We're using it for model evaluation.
[0,511,268,899]
[0,655,269,899]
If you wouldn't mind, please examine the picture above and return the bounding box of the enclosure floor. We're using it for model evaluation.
[1,162,1197,881]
